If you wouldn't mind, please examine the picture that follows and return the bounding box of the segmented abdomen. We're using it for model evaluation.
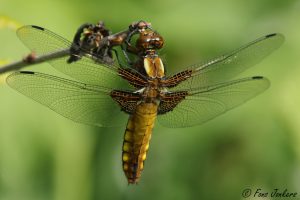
[122,102,158,184]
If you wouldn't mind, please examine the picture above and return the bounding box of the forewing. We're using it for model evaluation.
[6,71,129,127]
[17,25,133,90]
[169,33,284,91]
[158,77,270,128]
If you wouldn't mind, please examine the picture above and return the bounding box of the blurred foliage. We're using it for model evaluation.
[0,0,300,200]
[0,16,19,84]
[0,16,21,30]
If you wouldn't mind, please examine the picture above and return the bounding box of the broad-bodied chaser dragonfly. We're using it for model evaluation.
[1,21,284,184]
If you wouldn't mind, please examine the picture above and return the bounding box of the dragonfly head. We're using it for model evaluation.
[136,30,164,51]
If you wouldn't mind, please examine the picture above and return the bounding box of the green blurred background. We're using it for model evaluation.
[0,0,300,199]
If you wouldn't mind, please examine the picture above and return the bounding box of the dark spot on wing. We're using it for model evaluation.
[252,76,263,80]
[31,25,44,31]
[20,71,35,74]
[266,33,277,38]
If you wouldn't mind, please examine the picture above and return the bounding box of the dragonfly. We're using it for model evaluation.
[3,21,284,184]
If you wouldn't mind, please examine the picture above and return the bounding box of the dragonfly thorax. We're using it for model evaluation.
[143,56,165,78]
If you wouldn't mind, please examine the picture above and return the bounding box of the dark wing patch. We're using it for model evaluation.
[158,91,188,114]
[118,68,147,88]
[111,90,141,114]
[160,69,193,88]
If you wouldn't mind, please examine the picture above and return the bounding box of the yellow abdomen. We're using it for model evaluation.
[122,102,158,184]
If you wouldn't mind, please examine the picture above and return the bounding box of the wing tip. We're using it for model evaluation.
[252,76,270,84]
[265,33,285,43]
[6,71,35,85]
[252,76,271,91]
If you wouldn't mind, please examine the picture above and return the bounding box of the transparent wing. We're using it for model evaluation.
[158,76,269,128]
[169,33,284,91]
[17,25,133,90]
[6,71,129,127]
